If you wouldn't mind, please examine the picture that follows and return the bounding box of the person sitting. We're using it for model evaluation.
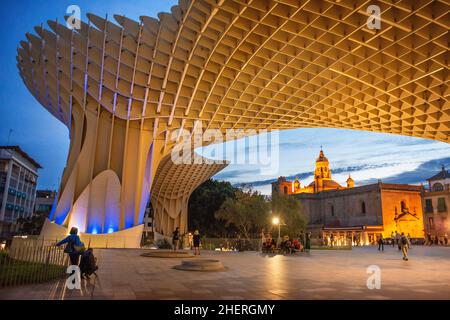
[262,237,273,253]
[270,238,277,253]
[292,239,301,253]
[281,236,292,254]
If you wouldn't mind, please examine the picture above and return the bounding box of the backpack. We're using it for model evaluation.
[64,236,85,254]
[401,236,408,246]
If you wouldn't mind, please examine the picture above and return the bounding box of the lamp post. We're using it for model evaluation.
[272,217,281,246]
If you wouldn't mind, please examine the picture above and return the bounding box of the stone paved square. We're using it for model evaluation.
[1,246,450,300]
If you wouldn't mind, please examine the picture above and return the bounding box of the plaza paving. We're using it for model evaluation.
[1,246,449,300]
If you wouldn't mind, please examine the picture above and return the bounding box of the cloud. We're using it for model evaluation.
[225,161,395,188]
[227,156,450,195]
[359,157,450,186]
[214,168,261,180]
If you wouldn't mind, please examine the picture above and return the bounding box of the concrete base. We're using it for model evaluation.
[141,250,194,258]
[39,218,144,248]
[174,259,227,271]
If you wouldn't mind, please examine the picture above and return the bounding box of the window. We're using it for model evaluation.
[433,183,444,192]
[331,205,335,216]
[425,199,433,213]
[428,217,434,229]
[37,204,51,212]
[361,201,366,214]
[400,200,407,212]
[437,198,447,212]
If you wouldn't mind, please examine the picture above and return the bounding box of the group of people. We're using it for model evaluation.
[426,233,448,246]
[172,227,202,255]
[375,232,411,261]
[261,231,311,254]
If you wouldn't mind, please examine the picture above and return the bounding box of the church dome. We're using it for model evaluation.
[308,179,342,189]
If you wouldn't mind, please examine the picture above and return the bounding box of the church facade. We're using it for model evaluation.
[422,165,450,241]
[272,149,425,245]
[272,149,354,195]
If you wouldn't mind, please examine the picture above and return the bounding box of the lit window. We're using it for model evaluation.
[437,198,447,212]
[433,183,444,192]
[425,199,433,213]
[401,200,407,212]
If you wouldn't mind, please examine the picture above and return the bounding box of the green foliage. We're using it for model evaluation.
[215,186,270,239]
[156,238,172,249]
[141,233,154,247]
[16,211,49,235]
[0,252,65,287]
[188,179,238,237]
[271,193,308,238]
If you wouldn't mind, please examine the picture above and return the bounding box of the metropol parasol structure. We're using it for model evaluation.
[17,0,449,246]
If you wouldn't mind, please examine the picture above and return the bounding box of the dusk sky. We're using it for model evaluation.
[1,1,449,194]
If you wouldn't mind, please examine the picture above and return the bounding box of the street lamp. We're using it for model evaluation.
[272,217,281,246]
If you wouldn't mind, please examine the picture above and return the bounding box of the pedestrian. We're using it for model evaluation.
[188,232,193,250]
[56,227,85,266]
[377,234,384,251]
[395,231,401,250]
[434,235,439,246]
[260,229,266,251]
[330,233,334,247]
[407,233,412,248]
[172,227,180,251]
[427,233,432,246]
[400,232,410,261]
[193,230,201,255]
[305,232,311,253]
[299,231,305,251]
[390,232,395,247]
[444,234,448,246]
[354,233,360,246]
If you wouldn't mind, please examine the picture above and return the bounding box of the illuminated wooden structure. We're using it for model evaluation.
[16,0,449,243]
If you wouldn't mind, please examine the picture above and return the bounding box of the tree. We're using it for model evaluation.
[188,179,238,237]
[271,192,308,238]
[215,186,270,239]
[16,211,48,235]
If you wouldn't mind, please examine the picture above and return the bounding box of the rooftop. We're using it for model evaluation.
[294,182,423,199]
[0,145,42,169]
[427,165,450,181]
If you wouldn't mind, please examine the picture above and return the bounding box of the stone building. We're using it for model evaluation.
[422,165,449,240]
[272,149,425,245]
